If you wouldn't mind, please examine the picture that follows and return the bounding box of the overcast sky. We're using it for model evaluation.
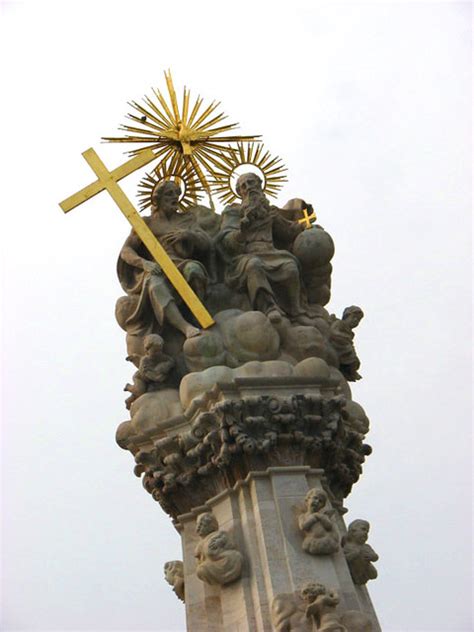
[1,1,472,631]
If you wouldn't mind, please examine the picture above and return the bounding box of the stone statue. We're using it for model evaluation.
[342,520,378,585]
[271,591,312,632]
[116,180,211,342]
[194,512,243,586]
[272,582,374,632]
[298,489,339,555]
[329,306,364,381]
[124,333,174,409]
[164,560,185,601]
[302,582,346,631]
[217,172,313,325]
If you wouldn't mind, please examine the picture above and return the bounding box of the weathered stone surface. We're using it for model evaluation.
[342,521,378,585]
[298,489,340,556]
[194,512,243,586]
[164,560,185,601]
[129,374,371,519]
[176,468,380,632]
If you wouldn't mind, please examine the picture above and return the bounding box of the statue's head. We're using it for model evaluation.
[300,581,327,602]
[347,519,370,545]
[342,305,364,328]
[151,180,181,216]
[207,531,227,555]
[144,333,164,355]
[236,172,263,201]
[305,488,328,513]
[196,512,218,537]
[164,560,183,583]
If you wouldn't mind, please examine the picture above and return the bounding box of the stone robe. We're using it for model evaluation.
[117,211,211,336]
[217,204,303,313]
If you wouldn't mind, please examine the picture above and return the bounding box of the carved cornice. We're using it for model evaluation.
[131,382,371,518]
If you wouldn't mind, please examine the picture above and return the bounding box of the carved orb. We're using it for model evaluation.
[292,228,335,268]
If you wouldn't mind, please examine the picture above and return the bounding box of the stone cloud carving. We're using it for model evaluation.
[164,560,185,602]
[194,512,243,586]
[298,489,339,555]
[342,520,379,585]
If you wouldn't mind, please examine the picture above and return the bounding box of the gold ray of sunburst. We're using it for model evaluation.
[208,142,288,206]
[103,70,260,203]
[137,152,203,212]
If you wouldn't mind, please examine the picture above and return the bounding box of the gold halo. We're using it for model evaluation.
[137,154,202,212]
[103,70,259,199]
[209,142,287,205]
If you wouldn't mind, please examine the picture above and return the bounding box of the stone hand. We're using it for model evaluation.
[142,259,162,275]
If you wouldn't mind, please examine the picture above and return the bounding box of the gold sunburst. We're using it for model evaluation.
[137,153,202,212]
[207,142,288,206]
[103,70,259,203]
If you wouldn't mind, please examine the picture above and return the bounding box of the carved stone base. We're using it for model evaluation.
[176,467,380,632]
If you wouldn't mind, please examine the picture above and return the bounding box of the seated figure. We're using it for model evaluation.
[194,512,242,586]
[298,489,339,555]
[117,180,211,342]
[124,334,174,409]
[217,172,313,325]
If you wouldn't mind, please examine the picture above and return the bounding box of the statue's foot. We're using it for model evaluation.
[185,324,201,339]
[267,308,282,324]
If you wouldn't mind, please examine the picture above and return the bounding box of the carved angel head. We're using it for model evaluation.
[304,488,328,514]
[196,512,218,537]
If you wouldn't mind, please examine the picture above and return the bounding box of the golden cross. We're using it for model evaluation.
[59,147,215,329]
[297,206,317,229]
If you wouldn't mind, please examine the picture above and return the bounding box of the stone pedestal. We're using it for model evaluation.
[176,467,380,632]
[121,372,379,631]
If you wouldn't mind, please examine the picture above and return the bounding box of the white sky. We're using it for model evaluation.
[1,1,472,631]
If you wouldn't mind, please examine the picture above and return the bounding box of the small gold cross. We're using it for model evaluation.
[297,206,317,229]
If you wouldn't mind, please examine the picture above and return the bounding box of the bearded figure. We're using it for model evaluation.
[217,172,313,325]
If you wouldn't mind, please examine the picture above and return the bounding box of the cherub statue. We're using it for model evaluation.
[124,333,174,409]
[194,512,243,586]
[271,591,312,632]
[298,489,339,555]
[164,560,185,602]
[329,306,364,381]
[272,583,374,632]
[342,520,379,585]
[302,582,347,632]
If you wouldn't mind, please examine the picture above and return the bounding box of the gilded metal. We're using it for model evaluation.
[298,207,317,229]
[103,70,260,206]
[208,142,288,206]
[59,149,158,213]
[59,148,214,329]
[137,153,203,213]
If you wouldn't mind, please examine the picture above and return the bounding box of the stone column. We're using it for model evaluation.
[177,467,380,632]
